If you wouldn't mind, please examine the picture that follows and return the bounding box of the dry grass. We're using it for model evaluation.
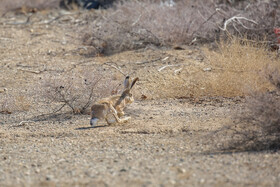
[200,37,279,97]
[116,37,279,100]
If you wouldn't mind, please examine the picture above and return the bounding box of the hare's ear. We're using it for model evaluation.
[124,76,130,89]
[130,77,139,89]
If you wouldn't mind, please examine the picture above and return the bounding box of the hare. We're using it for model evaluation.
[90,76,139,127]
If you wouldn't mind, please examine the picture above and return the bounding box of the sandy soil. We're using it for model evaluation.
[0,9,279,187]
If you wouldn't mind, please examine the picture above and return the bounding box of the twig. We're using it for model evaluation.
[158,64,180,72]
[174,68,182,75]
[55,85,77,113]
[52,103,67,114]
[81,76,103,113]
[105,62,126,76]
[162,57,169,61]
[13,120,35,127]
[132,13,143,26]
[191,8,221,41]
[4,14,32,25]
[39,12,81,25]
[135,57,161,65]
[198,8,220,26]
[17,68,46,74]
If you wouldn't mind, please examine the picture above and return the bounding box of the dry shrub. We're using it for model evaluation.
[126,37,277,99]
[0,92,31,114]
[0,93,16,114]
[83,0,279,56]
[83,0,215,55]
[37,67,120,114]
[200,37,278,97]
[212,66,280,152]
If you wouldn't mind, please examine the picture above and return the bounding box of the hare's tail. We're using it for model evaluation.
[90,117,99,127]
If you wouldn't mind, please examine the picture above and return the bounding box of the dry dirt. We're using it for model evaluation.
[0,9,279,187]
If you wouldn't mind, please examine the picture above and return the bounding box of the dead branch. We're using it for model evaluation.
[80,76,103,113]
[135,57,161,65]
[3,14,32,25]
[13,120,35,127]
[104,62,126,76]
[17,68,46,74]
[55,86,77,113]
[191,8,221,41]
[158,64,180,72]
[219,16,258,32]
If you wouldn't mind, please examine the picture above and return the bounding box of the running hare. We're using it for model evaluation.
[90,76,139,127]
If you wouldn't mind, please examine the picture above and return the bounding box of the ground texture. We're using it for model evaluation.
[0,9,279,187]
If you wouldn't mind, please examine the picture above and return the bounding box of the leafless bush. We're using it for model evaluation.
[83,0,211,55]
[0,93,16,114]
[0,92,31,114]
[246,67,280,135]
[37,68,120,114]
[209,66,280,152]
[83,0,279,55]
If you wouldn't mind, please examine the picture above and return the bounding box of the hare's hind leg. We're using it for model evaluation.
[111,113,131,124]
[107,104,130,124]
[120,116,131,123]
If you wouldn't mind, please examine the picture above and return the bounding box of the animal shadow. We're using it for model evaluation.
[75,125,106,130]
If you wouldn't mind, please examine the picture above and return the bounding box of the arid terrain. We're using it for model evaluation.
[0,8,280,187]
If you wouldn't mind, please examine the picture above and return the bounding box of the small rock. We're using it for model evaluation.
[46,175,53,181]
[170,180,176,184]
[35,168,40,173]
[0,88,7,93]
[203,67,212,72]
[178,168,186,173]
[200,178,205,183]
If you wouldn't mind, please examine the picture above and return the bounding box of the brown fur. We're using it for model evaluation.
[90,76,138,127]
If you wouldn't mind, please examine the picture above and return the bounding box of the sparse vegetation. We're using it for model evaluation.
[0,92,31,114]
[1,1,280,186]
[37,68,120,114]
[240,66,280,150]
[212,67,280,152]
[83,0,279,56]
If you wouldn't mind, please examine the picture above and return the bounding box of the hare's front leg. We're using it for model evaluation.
[115,105,125,117]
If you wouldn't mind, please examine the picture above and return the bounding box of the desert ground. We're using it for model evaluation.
[0,8,279,187]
